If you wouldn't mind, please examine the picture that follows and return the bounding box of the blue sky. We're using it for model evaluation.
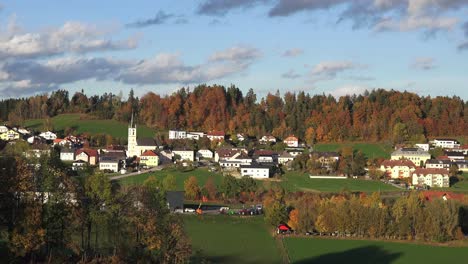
[0,0,467,99]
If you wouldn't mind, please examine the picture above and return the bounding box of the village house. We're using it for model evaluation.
[454,160,468,172]
[278,151,294,165]
[0,129,20,141]
[140,150,160,167]
[285,147,304,157]
[75,149,99,165]
[240,164,271,179]
[197,149,214,159]
[253,150,278,164]
[0,125,8,133]
[14,127,31,136]
[310,151,340,169]
[206,131,225,141]
[27,136,46,145]
[444,151,465,161]
[425,159,451,169]
[159,150,173,164]
[412,168,449,188]
[72,160,86,171]
[99,156,121,172]
[259,135,276,144]
[173,148,195,162]
[168,130,187,140]
[39,131,57,141]
[60,148,75,161]
[380,159,416,179]
[415,143,430,151]
[214,148,248,162]
[283,135,299,148]
[186,132,204,140]
[25,144,51,158]
[432,138,460,149]
[219,153,252,169]
[391,148,431,167]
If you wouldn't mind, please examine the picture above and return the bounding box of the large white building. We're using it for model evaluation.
[39,131,57,140]
[240,164,271,179]
[173,149,195,162]
[60,149,75,161]
[391,148,431,167]
[380,159,416,179]
[412,168,449,188]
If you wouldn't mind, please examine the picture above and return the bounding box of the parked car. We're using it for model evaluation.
[174,209,184,214]
[219,206,230,213]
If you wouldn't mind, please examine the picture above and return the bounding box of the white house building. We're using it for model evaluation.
[39,131,57,140]
[187,132,204,140]
[0,125,8,133]
[380,159,416,179]
[207,131,225,141]
[433,138,460,149]
[412,168,449,188]
[169,130,187,140]
[425,159,451,169]
[415,143,430,152]
[391,148,431,167]
[197,149,214,159]
[240,164,271,179]
[60,149,75,161]
[99,156,120,172]
[283,135,299,148]
[278,151,294,165]
[173,149,195,162]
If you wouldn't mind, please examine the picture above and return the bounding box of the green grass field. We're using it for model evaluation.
[184,215,281,264]
[314,142,392,159]
[284,237,468,264]
[117,168,399,193]
[280,172,399,193]
[24,114,155,139]
[117,168,224,190]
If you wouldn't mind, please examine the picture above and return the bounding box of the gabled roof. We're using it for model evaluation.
[141,150,158,157]
[426,159,451,165]
[207,131,225,137]
[413,168,449,175]
[76,148,99,157]
[381,159,416,168]
[284,135,298,141]
[253,150,277,157]
[216,148,242,158]
[445,151,465,157]
[137,138,157,147]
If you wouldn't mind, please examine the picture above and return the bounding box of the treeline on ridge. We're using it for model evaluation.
[1,85,466,143]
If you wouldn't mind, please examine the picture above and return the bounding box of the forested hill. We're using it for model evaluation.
[1,85,467,143]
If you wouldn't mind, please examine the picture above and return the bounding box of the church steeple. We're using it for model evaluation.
[128,111,138,157]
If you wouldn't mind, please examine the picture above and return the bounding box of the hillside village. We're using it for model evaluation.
[1,119,466,190]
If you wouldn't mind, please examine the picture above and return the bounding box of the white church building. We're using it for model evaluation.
[127,115,159,158]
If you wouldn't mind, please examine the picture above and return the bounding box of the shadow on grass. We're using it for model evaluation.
[191,250,247,264]
[294,245,402,264]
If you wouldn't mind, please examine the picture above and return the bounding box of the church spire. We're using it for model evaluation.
[130,111,134,128]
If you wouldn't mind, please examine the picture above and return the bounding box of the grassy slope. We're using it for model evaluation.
[184,215,281,264]
[118,168,224,190]
[118,169,399,193]
[284,237,468,264]
[314,142,392,159]
[281,172,399,193]
[25,114,155,139]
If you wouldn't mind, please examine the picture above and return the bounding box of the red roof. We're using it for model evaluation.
[436,155,450,160]
[141,150,158,157]
[207,131,225,137]
[53,138,64,143]
[284,135,298,142]
[423,191,465,202]
[380,159,416,168]
[254,150,277,156]
[413,168,449,175]
[76,148,99,157]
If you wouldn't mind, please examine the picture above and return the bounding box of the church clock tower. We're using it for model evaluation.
[127,113,138,157]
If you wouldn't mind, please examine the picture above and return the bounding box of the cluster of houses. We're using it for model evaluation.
[380,138,467,188]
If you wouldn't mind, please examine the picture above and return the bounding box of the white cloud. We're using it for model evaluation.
[329,84,370,98]
[374,15,458,32]
[281,69,301,79]
[209,45,261,62]
[410,57,436,70]
[282,48,304,57]
[0,21,137,59]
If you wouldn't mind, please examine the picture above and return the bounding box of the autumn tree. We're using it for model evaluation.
[184,176,200,200]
